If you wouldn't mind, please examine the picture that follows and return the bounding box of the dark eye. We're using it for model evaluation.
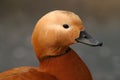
[63,24,69,29]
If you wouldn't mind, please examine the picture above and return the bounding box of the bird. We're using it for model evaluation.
[0,10,102,80]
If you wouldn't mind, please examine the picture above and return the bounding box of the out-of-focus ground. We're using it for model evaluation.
[0,0,120,80]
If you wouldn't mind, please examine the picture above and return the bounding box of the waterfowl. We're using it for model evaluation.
[0,10,102,80]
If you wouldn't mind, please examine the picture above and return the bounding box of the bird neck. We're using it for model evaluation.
[39,49,93,80]
[39,47,71,61]
[35,45,71,62]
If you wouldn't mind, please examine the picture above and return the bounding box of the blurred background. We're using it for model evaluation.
[0,0,120,80]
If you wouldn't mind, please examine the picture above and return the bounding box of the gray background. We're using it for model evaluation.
[0,0,120,80]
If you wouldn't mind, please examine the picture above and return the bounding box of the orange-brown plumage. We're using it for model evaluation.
[0,10,102,80]
[39,49,92,80]
[0,67,57,80]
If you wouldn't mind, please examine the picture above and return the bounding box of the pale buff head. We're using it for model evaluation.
[32,10,85,59]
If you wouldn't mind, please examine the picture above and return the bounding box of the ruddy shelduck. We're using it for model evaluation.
[0,10,102,80]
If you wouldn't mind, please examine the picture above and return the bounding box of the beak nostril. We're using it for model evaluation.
[83,35,87,38]
[80,31,89,39]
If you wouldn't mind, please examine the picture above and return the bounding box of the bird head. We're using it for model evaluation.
[32,10,102,60]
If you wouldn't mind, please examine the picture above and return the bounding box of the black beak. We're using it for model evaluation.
[75,31,103,47]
